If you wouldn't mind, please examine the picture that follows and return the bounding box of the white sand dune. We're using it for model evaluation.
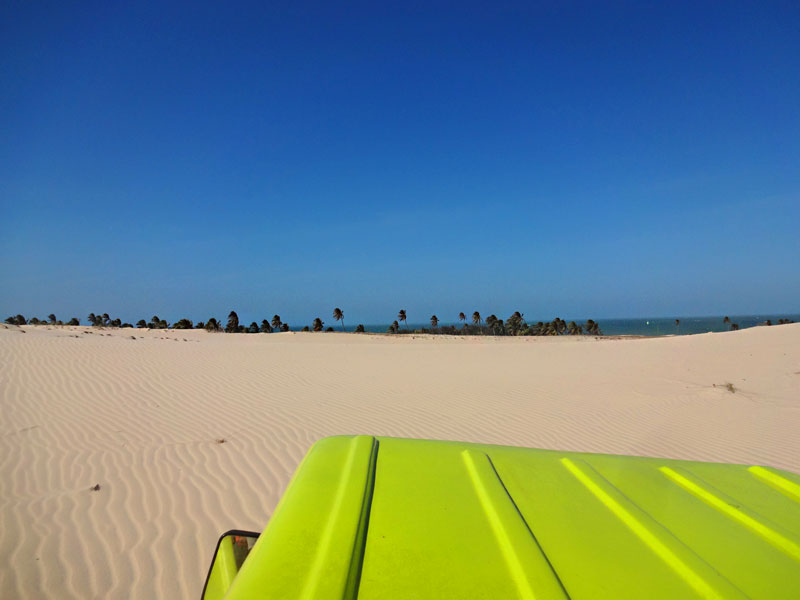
[1,323,798,598]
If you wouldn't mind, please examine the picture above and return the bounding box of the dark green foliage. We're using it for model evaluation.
[472,311,481,326]
[136,320,147,328]
[505,312,525,335]
[149,315,168,329]
[312,318,324,332]
[271,315,282,331]
[281,323,289,332]
[67,317,80,326]
[355,324,365,332]
[225,311,239,333]
[325,326,334,332]
[333,308,345,331]
[584,319,601,335]
[260,319,273,333]
[205,318,222,332]
[172,318,194,329]
[121,323,133,328]
[248,322,259,333]
[195,321,205,329]
[48,314,57,324]
[398,309,408,329]
[30,317,42,325]
[430,315,439,328]
[302,325,310,332]
[388,320,400,333]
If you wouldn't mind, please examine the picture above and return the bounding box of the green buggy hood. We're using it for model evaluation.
[222,435,800,599]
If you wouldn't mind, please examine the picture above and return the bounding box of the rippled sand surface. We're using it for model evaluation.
[1,323,798,598]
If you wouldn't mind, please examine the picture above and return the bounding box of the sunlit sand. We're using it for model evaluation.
[1,323,798,598]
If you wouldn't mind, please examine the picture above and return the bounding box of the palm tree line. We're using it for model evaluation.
[8,311,792,335]
[0,309,603,336]
[2,311,289,333]
[388,309,601,336]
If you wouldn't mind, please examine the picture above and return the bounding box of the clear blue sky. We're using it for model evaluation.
[1,2,798,326]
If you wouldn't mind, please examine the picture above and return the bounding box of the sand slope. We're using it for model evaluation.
[1,323,798,598]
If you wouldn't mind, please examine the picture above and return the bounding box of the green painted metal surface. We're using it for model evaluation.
[204,535,239,600]
[223,436,800,599]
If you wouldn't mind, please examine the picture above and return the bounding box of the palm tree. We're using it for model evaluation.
[557,318,567,335]
[333,308,345,331]
[389,320,400,334]
[281,323,289,332]
[312,317,324,332]
[430,315,439,328]
[88,313,97,326]
[48,314,57,325]
[271,315,282,331]
[136,319,147,328]
[355,324,365,333]
[723,316,731,324]
[507,312,524,335]
[205,318,221,332]
[225,311,239,333]
[67,317,80,326]
[494,318,506,335]
[585,319,602,335]
[458,312,466,326]
[247,322,259,333]
[472,311,481,326]
[260,319,272,333]
[398,309,408,329]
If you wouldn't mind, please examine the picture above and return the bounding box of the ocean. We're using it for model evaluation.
[356,314,799,337]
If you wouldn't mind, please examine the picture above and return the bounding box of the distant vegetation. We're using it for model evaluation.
[6,310,796,337]
[383,311,605,336]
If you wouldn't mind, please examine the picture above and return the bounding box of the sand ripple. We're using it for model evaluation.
[1,323,799,598]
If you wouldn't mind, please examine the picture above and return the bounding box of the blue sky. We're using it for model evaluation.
[1,2,798,326]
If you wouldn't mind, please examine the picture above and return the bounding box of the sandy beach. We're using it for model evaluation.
[1,323,798,598]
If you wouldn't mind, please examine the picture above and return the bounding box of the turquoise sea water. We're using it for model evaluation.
[358,315,799,336]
